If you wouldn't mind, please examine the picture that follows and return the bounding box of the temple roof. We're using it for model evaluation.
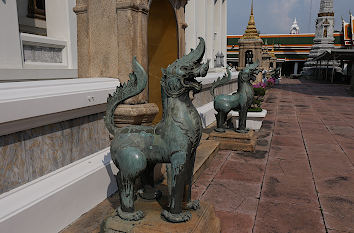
[241,0,261,39]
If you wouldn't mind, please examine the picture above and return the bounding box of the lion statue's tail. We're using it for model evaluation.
[104,57,147,135]
[210,67,232,98]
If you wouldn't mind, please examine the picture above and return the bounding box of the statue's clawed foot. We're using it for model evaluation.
[161,210,192,223]
[184,200,200,210]
[236,129,250,134]
[214,127,226,133]
[117,207,144,221]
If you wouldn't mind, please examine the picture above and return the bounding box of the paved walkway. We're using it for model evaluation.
[193,79,354,233]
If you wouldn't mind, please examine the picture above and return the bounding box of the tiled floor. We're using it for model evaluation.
[193,79,354,233]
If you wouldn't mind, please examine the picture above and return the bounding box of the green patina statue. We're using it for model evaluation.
[104,38,209,223]
[211,62,261,133]
[270,67,281,84]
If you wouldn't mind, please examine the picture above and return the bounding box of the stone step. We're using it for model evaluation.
[193,139,219,182]
[209,129,256,152]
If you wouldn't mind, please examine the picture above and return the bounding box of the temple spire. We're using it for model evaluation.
[242,0,260,39]
[251,0,254,15]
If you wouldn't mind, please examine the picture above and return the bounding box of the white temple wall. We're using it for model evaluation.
[213,0,221,65]
[185,0,227,69]
[206,1,215,67]
[0,1,23,69]
[221,0,227,66]
[46,0,78,69]
[0,0,78,80]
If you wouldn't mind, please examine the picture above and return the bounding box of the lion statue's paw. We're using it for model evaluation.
[117,207,144,221]
[236,129,250,134]
[161,210,192,223]
[184,200,200,210]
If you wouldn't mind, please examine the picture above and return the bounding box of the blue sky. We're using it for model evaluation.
[227,0,354,35]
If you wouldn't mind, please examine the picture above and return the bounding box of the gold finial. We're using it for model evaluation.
[242,0,260,39]
[251,0,254,15]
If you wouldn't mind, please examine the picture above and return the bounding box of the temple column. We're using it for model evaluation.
[351,61,354,88]
[173,0,188,58]
[116,0,149,103]
[74,0,119,79]
[293,62,299,74]
[74,0,158,128]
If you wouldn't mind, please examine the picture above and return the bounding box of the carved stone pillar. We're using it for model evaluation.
[74,0,119,79]
[116,0,149,104]
[171,0,188,58]
[74,0,188,127]
[351,61,354,89]
[73,0,89,77]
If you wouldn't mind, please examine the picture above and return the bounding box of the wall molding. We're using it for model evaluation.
[0,104,106,136]
[0,78,119,135]
[0,68,77,81]
[0,147,118,233]
[116,2,149,14]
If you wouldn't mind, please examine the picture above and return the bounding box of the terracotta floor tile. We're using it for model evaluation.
[229,151,268,165]
[253,200,326,233]
[261,173,318,206]
[320,195,354,232]
[201,180,259,215]
[191,183,207,200]
[316,175,354,197]
[303,133,337,145]
[266,156,311,177]
[271,135,304,147]
[308,152,353,180]
[194,172,215,187]
[215,160,264,183]
[276,116,298,122]
[273,127,302,136]
[215,211,254,233]
[327,230,352,233]
[328,126,354,138]
[269,145,307,157]
[323,121,352,127]
[306,143,343,155]
[299,122,327,129]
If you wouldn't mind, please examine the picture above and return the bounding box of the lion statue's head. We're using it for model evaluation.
[239,62,261,84]
[160,38,209,98]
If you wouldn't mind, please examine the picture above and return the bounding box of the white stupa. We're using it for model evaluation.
[301,0,341,76]
[290,18,300,34]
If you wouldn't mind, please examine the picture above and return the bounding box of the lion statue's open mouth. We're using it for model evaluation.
[161,37,209,98]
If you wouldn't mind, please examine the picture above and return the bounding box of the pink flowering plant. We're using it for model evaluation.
[267,78,275,87]
[249,83,266,112]
[252,82,266,89]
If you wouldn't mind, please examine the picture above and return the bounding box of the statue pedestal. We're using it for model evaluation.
[209,129,256,152]
[114,103,159,128]
[102,200,220,233]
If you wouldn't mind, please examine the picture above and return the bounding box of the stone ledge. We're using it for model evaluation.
[102,201,220,233]
[209,129,256,152]
[193,140,220,182]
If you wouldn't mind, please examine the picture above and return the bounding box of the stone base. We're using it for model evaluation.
[193,139,219,182]
[114,103,159,128]
[231,110,267,131]
[102,200,220,233]
[209,129,256,152]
